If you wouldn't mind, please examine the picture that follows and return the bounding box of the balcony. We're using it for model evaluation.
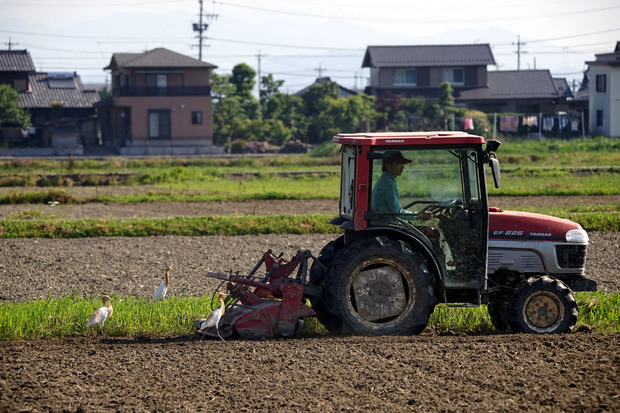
[114,86,211,97]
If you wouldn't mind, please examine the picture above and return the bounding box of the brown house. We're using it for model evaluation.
[99,48,219,155]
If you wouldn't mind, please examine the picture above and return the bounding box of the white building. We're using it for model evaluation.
[587,42,620,137]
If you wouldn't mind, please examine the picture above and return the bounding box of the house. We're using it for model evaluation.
[587,42,620,137]
[99,48,220,155]
[0,50,99,155]
[361,44,572,116]
[458,70,571,113]
[362,44,496,100]
[296,77,358,98]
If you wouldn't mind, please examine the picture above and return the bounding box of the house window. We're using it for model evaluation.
[147,74,168,88]
[393,69,416,86]
[442,68,464,85]
[146,74,168,96]
[148,110,171,139]
[596,74,606,92]
[192,111,203,125]
[596,110,604,127]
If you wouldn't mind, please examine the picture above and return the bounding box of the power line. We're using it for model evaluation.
[0,28,189,41]
[216,1,620,24]
[1,0,192,8]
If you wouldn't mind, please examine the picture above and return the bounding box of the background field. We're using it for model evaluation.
[1,137,618,412]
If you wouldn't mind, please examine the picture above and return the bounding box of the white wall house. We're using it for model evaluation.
[588,42,620,137]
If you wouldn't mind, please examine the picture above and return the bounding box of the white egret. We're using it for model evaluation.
[86,295,114,336]
[152,265,173,302]
[200,293,230,341]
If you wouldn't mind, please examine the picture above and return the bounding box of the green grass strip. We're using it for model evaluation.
[0,293,216,340]
[1,208,616,238]
[1,291,617,340]
[0,214,341,238]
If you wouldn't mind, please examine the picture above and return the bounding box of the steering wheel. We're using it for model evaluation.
[405,199,463,219]
[403,200,428,210]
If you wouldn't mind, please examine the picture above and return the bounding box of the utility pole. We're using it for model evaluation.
[512,35,527,71]
[193,0,218,61]
[256,50,266,111]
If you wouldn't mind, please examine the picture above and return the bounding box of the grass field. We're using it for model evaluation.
[0,291,617,340]
[0,137,617,339]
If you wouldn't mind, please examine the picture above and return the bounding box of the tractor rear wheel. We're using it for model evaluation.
[321,236,436,336]
[309,236,345,333]
[507,276,577,334]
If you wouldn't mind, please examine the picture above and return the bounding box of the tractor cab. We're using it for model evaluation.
[332,132,501,304]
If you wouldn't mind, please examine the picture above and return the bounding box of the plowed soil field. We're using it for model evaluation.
[1,196,619,412]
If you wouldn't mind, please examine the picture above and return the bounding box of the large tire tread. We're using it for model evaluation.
[507,276,577,334]
[322,236,436,336]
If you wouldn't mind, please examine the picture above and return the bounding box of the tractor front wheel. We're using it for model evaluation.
[321,236,436,336]
[507,276,577,334]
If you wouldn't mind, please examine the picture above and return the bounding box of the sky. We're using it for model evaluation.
[0,0,619,94]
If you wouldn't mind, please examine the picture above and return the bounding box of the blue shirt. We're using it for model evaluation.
[371,172,411,215]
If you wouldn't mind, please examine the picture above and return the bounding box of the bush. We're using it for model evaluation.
[230,139,247,154]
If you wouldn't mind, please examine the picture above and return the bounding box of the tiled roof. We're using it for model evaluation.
[362,44,496,68]
[0,50,35,72]
[553,78,573,99]
[19,73,99,109]
[458,70,561,100]
[105,48,217,70]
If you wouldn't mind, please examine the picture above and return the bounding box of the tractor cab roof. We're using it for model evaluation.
[332,131,485,147]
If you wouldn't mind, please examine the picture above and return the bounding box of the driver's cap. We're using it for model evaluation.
[383,150,412,164]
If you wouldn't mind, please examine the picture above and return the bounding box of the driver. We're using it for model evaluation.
[372,150,411,215]
[371,150,431,220]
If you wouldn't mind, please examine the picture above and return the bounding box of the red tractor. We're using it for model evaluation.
[307,131,595,335]
[202,131,595,339]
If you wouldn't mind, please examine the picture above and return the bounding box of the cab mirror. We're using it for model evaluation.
[489,157,501,188]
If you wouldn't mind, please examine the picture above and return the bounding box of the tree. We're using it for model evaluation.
[98,85,112,100]
[260,74,284,105]
[212,95,246,146]
[211,72,236,101]
[301,81,340,117]
[230,63,256,100]
[438,81,455,130]
[301,80,341,143]
[375,91,403,131]
[0,84,31,129]
[262,92,307,141]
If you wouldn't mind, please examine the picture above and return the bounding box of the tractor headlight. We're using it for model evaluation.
[566,229,589,244]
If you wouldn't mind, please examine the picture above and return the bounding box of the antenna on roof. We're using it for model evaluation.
[315,63,327,78]
[4,37,18,51]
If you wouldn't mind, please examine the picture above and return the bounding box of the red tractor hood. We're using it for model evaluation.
[489,208,582,242]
